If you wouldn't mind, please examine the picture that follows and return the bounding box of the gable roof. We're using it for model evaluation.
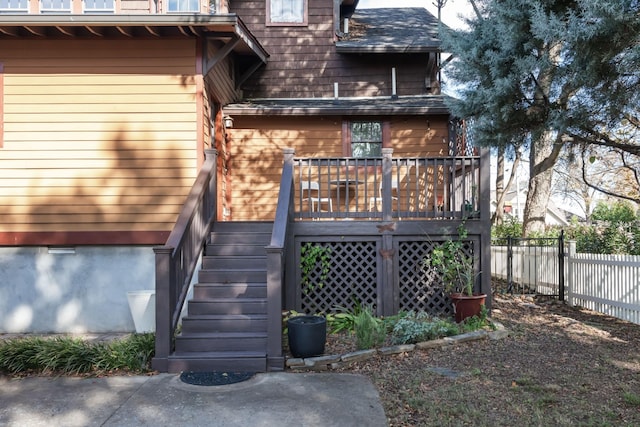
[336,8,442,53]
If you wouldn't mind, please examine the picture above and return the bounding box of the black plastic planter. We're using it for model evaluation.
[287,315,327,358]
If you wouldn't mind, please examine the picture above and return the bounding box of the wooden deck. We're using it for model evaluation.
[294,148,482,221]
[154,147,492,372]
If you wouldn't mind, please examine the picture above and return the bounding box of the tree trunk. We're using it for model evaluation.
[523,130,563,236]
[493,147,505,225]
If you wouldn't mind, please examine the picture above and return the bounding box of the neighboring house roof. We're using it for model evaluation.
[224,95,452,116]
[336,8,442,53]
[490,189,571,226]
[0,14,268,63]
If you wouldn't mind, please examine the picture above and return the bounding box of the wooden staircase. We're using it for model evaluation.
[166,221,273,373]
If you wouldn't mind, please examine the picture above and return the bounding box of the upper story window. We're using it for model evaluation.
[168,0,199,12]
[267,0,307,26]
[84,0,114,13]
[350,122,383,158]
[0,0,28,13]
[41,0,71,13]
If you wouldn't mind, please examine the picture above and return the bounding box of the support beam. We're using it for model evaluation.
[116,26,134,37]
[84,25,104,37]
[24,26,46,37]
[55,25,75,37]
[204,35,240,75]
[144,25,161,37]
[236,59,265,89]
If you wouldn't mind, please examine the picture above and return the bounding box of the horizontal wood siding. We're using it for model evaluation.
[0,39,201,244]
[227,115,449,220]
[204,40,240,105]
[231,0,430,98]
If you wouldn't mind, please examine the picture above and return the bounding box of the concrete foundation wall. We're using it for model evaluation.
[0,246,156,333]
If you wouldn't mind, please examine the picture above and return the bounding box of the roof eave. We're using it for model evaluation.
[335,45,438,54]
[0,14,269,63]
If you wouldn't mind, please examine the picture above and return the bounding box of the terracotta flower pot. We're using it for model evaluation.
[450,293,486,323]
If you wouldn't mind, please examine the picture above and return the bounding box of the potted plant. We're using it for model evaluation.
[287,242,331,358]
[423,224,486,322]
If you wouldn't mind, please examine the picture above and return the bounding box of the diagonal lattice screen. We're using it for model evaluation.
[398,240,475,316]
[301,240,378,314]
[298,238,475,317]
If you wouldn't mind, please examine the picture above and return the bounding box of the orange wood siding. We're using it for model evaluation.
[231,1,431,98]
[226,115,449,220]
[0,38,201,242]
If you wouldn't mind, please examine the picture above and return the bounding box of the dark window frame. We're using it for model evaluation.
[342,119,390,157]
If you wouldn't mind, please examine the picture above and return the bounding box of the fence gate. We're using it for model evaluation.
[491,232,565,299]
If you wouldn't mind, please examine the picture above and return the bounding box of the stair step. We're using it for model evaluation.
[193,283,267,299]
[212,221,273,233]
[167,351,267,373]
[181,314,268,333]
[206,243,268,257]
[199,268,266,283]
[175,332,268,352]
[209,232,271,245]
[188,298,267,315]
[202,256,266,270]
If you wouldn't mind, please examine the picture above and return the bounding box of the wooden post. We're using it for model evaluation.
[152,246,174,372]
[205,149,217,222]
[381,148,393,222]
[478,147,492,309]
[380,148,395,315]
[265,147,294,371]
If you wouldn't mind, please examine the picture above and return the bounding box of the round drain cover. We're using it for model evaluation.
[179,371,255,386]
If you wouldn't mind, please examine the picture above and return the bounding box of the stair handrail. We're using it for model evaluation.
[265,147,295,370]
[152,149,217,372]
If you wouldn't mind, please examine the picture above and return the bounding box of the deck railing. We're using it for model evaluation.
[152,149,217,371]
[294,148,481,220]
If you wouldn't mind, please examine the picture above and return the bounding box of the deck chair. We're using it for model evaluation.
[301,181,333,213]
[368,179,399,212]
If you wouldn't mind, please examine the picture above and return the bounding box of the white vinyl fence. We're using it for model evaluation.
[566,242,640,325]
[491,241,640,325]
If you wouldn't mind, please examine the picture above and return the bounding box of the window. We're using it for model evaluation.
[168,0,199,13]
[0,0,28,13]
[350,122,383,158]
[267,0,306,25]
[40,0,71,13]
[84,0,114,13]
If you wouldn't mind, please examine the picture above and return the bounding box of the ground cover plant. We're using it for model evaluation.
[0,333,154,376]
[324,304,493,352]
[326,291,640,426]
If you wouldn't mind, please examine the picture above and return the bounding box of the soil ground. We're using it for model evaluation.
[326,290,640,427]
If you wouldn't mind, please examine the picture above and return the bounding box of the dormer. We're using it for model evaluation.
[335,6,444,94]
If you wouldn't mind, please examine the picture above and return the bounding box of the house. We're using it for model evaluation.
[0,1,491,372]
[492,183,570,226]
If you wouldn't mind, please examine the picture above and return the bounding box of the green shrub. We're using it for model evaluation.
[326,302,363,334]
[353,306,386,350]
[95,333,155,372]
[390,311,460,345]
[0,333,155,375]
[492,216,523,239]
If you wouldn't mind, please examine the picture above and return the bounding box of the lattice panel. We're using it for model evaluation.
[300,241,378,314]
[398,240,475,316]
